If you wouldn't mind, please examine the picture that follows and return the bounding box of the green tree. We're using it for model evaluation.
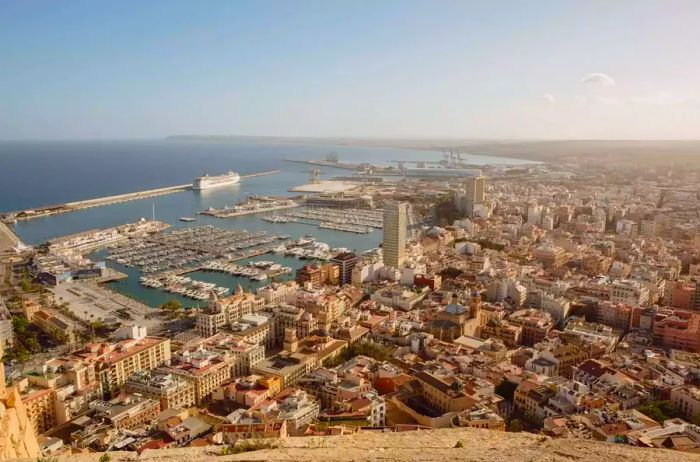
[160,299,183,318]
[637,400,681,423]
[12,315,29,335]
[25,336,41,354]
[507,418,523,432]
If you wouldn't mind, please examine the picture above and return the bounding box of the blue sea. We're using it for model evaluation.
[0,139,533,306]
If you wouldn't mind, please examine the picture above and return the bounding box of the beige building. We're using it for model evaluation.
[532,243,567,269]
[161,349,235,403]
[464,175,485,217]
[383,201,408,269]
[77,336,172,396]
[91,394,161,430]
[252,352,318,389]
[670,386,700,422]
[124,370,196,410]
[196,289,265,337]
[19,386,58,435]
[414,371,476,414]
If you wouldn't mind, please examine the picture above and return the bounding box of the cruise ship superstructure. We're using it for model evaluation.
[192,171,240,190]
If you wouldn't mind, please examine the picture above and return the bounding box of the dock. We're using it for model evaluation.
[1,170,281,223]
[283,159,362,171]
[240,170,281,179]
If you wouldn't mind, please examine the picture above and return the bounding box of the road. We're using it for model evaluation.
[0,221,20,254]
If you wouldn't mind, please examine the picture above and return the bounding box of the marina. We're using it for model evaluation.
[199,260,293,281]
[265,206,383,234]
[104,225,289,273]
[199,196,299,218]
[102,224,338,299]
[140,274,229,300]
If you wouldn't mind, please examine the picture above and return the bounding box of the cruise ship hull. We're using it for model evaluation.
[192,172,241,190]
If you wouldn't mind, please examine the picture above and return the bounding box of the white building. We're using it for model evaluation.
[610,279,650,308]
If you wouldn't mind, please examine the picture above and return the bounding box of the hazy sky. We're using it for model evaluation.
[1,0,699,140]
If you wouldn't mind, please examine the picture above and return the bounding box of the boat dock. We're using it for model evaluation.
[1,170,281,223]
[199,196,299,218]
[283,158,362,171]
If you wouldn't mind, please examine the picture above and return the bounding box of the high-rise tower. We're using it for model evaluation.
[383,201,408,268]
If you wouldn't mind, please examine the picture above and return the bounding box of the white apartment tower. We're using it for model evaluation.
[383,201,408,269]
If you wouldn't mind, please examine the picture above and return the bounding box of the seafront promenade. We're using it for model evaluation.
[1,170,280,223]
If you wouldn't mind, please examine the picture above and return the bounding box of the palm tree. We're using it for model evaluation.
[89,314,96,340]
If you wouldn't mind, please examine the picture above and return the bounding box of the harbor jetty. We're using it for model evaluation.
[199,196,299,218]
[1,170,280,223]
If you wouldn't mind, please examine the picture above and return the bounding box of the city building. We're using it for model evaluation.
[462,175,486,218]
[123,370,196,410]
[91,394,161,430]
[330,252,359,286]
[70,335,171,397]
[0,297,13,348]
[653,309,700,352]
[610,279,650,308]
[383,201,408,269]
[195,289,265,337]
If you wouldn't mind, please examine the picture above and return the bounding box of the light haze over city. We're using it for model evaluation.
[1,0,699,140]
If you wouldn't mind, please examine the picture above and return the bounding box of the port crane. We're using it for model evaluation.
[390,149,469,170]
[308,169,322,184]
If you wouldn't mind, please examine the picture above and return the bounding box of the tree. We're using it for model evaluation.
[637,400,681,423]
[25,337,41,354]
[12,315,29,335]
[160,299,183,317]
[507,419,523,432]
[495,380,518,402]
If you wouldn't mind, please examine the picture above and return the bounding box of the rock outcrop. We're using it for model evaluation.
[0,343,41,460]
[9,427,700,462]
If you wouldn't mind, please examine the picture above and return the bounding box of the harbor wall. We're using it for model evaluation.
[2,170,280,223]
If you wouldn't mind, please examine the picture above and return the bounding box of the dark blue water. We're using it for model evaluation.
[0,139,533,306]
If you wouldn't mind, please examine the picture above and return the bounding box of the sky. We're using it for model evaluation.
[1,0,699,140]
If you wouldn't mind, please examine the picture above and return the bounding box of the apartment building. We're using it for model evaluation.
[123,370,196,410]
[196,289,265,337]
[161,349,234,403]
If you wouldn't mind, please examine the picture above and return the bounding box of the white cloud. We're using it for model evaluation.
[543,93,556,103]
[581,72,616,87]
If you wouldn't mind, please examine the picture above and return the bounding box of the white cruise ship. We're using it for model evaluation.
[192,171,240,190]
